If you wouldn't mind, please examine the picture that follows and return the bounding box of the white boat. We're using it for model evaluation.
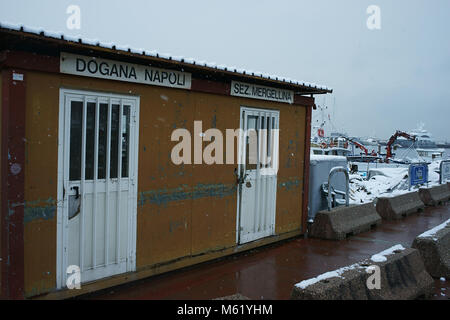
[311,146,351,157]
[389,124,445,162]
[311,128,353,157]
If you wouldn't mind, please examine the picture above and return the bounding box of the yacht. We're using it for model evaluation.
[396,124,438,149]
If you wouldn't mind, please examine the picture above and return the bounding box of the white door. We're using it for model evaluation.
[237,107,279,244]
[57,89,139,287]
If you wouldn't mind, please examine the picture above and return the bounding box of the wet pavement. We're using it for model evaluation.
[83,204,450,300]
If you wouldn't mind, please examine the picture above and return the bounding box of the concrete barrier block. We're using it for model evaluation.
[376,192,424,220]
[309,203,382,240]
[412,219,450,278]
[291,247,434,300]
[419,185,450,206]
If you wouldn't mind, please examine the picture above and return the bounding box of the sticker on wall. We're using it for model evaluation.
[60,52,192,90]
[12,73,24,81]
[10,163,21,175]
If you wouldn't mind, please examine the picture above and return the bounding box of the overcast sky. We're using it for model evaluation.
[1,0,449,140]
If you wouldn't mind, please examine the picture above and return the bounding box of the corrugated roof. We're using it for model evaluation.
[0,22,332,94]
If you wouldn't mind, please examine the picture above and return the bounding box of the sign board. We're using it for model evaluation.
[231,81,294,104]
[409,163,428,189]
[441,160,450,183]
[60,52,192,90]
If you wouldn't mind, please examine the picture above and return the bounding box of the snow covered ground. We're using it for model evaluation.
[349,160,444,204]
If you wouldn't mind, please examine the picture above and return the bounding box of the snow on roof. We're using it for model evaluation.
[0,21,332,93]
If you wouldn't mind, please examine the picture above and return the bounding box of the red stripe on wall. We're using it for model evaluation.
[1,51,59,74]
[191,78,230,96]
[302,104,313,234]
[294,95,315,107]
[1,70,10,299]
[1,69,26,299]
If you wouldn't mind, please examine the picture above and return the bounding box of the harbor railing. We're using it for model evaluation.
[327,167,349,211]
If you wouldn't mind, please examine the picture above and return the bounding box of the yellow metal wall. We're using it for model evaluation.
[22,71,307,297]
[24,71,59,297]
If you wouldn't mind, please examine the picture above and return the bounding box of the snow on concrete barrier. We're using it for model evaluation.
[291,246,434,300]
[419,185,450,206]
[375,192,425,220]
[412,219,450,278]
[309,202,381,240]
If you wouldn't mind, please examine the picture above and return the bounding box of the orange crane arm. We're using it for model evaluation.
[340,136,369,155]
[351,140,369,155]
[385,130,416,162]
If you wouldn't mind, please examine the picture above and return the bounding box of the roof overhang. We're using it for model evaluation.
[0,23,333,95]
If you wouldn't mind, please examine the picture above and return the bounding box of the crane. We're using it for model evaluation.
[348,139,369,155]
[339,136,375,156]
[385,130,416,163]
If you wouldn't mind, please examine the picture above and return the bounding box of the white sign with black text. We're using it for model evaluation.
[441,161,450,183]
[60,52,192,90]
[230,81,294,104]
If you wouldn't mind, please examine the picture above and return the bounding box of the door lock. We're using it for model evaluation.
[237,173,249,185]
[71,186,80,199]
[245,181,252,188]
[234,168,249,185]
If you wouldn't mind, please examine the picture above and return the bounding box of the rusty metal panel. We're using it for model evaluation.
[2,69,27,299]
[275,106,306,234]
[136,88,195,267]
[191,94,239,254]
[23,72,59,297]
[302,105,313,233]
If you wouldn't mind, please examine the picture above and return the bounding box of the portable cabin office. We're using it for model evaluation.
[0,24,332,299]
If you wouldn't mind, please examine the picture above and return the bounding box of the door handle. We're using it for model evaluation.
[71,186,80,199]
[236,173,249,185]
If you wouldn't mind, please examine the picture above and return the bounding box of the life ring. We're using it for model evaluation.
[318,128,325,138]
